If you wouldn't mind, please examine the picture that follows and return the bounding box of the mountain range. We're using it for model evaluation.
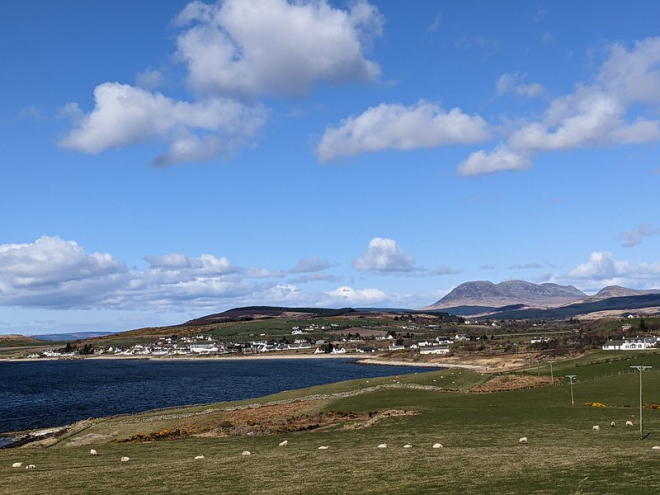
[422,280,660,317]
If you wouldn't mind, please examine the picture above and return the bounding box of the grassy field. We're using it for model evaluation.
[2,359,660,494]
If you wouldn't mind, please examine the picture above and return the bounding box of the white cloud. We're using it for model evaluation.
[317,101,490,162]
[353,238,416,272]
[468,37,660,176]
[0,236,130,308]
[496,73,544,98]
[325,286,387,305]
[565,251,660,290]
[175,0,383,98]
[458,146,531,176]
[598,37,660,103]
[135,69,164,90]
[289,256,336,273]
[60,82,267,166]
[617,224,660,248]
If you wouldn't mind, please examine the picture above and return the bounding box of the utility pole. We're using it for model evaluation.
[549,360,556,383]
[565,375,577,406]
[630,365,652,439]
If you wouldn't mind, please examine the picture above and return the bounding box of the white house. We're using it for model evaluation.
[602,337,657,351]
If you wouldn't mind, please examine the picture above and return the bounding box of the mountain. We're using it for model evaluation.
[422,280,586,311]
[589,285,658,300]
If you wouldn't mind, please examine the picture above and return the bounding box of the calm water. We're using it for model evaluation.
[0,358,431,435]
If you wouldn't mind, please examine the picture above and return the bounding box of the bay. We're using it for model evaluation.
[0,358,433,435]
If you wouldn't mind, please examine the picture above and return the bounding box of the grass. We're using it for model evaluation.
[2,364,660,494]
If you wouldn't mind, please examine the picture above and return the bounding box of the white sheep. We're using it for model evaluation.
[194,455,205,460]
[652,446,660,450]
[592,425,600,431]
[377,443,387,449]
[90,449,98,456]
[120,456,130,462]
[25,465,36,470]
[518,437,528,444]
[626,420,634,427]
[317,446,329,450]
[403,444,412,449]
[241,451,251,456]
[11,462,23,468]
[278,440,288,447]
[433,443,443,449]
[610,421,616,427]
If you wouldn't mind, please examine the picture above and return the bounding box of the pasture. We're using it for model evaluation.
[2,355,660,494]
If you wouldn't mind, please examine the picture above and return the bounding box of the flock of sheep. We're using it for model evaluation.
[10,419,660,470]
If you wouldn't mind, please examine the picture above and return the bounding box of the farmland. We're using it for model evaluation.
[2,351,660,494]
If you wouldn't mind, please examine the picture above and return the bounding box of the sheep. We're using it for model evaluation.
[120,456,130,462]
[25,465,36,470]
[278,440,288,447]
[592,425,600,431]
[652,446,660,450]
[377,443,387,449]
[403,444,412,449]
[194,455,205,460]
[317,446,329,450]
[610,421,616,428]
[241,451,251,456]
[626,420,634,427]
[433,443,443,449]
[11,462,23,468]
[518,437,528,444]
[90,449,98,456]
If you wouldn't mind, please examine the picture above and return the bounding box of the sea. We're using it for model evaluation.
[0,358,432,441]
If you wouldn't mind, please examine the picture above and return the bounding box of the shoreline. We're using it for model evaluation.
[1,352,490,371]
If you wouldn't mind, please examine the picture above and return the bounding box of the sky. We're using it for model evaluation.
[2,0,660,335]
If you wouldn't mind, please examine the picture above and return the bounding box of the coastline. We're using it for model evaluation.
[1,352,489,371]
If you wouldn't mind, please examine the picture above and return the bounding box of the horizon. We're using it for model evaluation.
[2,1,660,335]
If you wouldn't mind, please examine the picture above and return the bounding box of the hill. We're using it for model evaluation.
[423,280,585,310]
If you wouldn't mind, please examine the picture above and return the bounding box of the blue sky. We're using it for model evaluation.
[2,0,660,335]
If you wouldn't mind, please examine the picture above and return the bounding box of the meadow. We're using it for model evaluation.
[2,352,660,494]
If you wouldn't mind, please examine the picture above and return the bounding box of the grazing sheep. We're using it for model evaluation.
[592,425,600,431]
[194,455,205,460]
[90,449,98,456]
[518,437,528,444]
[241,451,251,456]
[120,456,130,462]
[433,443,443,449]
[377,444,387,449]
[317,446,329,450]
[403,444,412,449]
[279,440,288,447]
[11,462,23,468]
[25,465,36,470]
[626,420,634,427]
[610,422,616,427]
[652,446,660,450]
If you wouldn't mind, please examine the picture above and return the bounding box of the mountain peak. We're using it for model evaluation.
[422,280,586,310]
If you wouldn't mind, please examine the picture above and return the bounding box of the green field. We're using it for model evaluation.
[2,357,660,494]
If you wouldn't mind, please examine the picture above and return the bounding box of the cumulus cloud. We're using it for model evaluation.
[317,101,491,162]
[175,0,383,98]
[458,146,531,176]
[353,238,416,272]
[0,236,130,308]
[467,37,660,176]
[136,69,164,90]
[60,83,267,166]
[617,224,660,248]
[324,286,387,305]
[496,73,544,98]
[289,256,336,273]
[565,251,660,290]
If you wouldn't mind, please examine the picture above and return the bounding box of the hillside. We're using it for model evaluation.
[423,280,585,310]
